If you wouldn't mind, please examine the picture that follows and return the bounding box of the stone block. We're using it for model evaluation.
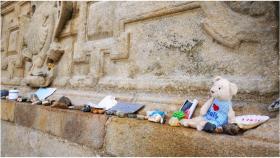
[12,102,107,149]
[243,115,279,144]
[105,117,279,157]
[1,121,100,156]
[59,109,107,149]
[1,100,15,122]
[14,102,38,128]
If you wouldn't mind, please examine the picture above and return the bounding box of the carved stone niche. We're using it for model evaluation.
[1,1,29,85]
[69,2,131,88]
[87,2,115,41]
[21,1,73,88]
[7,29,19,55]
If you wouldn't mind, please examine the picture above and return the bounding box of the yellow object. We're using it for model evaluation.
[48,63,55,69]
[168,117,180,127]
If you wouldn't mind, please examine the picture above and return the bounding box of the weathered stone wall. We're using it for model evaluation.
[1,1,278,98]
[1,121,98,156]
[1,2,279,156]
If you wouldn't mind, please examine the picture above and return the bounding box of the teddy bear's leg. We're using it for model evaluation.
[180,117,207,131]
[202,122,216,133]
[179,119,191,127]
[196,118,208,131]
[180,117,200,128]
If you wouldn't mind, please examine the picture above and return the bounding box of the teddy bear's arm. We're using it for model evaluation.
[228,105,236,123]
[199,97,214,116]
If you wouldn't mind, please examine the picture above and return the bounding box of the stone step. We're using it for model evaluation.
[1,86,278,117]
[1,121,99,157]
[1,100,279,156]
[105,117,279,157]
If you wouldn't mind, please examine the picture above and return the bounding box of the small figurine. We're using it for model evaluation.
[147,109,166,124]
[169,111,185,127]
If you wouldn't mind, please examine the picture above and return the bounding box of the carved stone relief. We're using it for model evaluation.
[201,2,276,49]
[87,2,115,40]
[1,1,30,85]
[70,2,130,87]
[200,2,278,93]
[225,1,275,17]
[1,1,278,95]
[7,29,18,54]
[20,1,72,87]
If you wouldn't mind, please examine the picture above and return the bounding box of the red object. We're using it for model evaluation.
[185,110,190,119]
[213,104,219,111]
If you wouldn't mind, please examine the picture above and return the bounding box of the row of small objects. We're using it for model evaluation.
[1,89,199,125]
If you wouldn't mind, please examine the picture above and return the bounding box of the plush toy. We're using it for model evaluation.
[180,76,238,133]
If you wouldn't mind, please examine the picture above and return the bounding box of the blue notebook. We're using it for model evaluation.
[107,102,144,114]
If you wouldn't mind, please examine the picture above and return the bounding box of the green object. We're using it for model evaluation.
[172,111,185,120]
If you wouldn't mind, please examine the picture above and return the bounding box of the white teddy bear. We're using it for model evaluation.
[180,76,238,133]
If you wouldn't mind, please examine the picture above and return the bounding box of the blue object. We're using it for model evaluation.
[35,88,56,101]
[107,102,144,114]
[148,109,166,117]
[203,98,230,127]
[180,100,193,112]
[1,90,9,97]
[147,109,166,124]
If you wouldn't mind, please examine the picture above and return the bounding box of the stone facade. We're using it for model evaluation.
[1,2,279,156]
[1,1,278,95]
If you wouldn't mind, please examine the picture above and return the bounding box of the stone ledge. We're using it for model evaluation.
[1,100,279,156]
[105,117,279,157]
[1,86,277,116]
[1,100,107,149]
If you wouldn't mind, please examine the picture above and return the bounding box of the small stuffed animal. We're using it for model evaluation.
[180,76,238,133]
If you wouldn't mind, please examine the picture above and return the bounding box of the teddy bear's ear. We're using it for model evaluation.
[213,76,222,82]
[230,83,238,95]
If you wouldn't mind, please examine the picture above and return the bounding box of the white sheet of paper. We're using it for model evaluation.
[97,95,117,110]
[35,88,56,101]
